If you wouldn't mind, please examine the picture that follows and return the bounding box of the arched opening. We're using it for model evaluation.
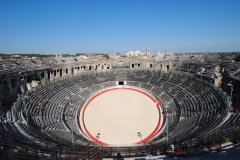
[60,69,62,77]
[41,72,44,80]
[166,65,170,70]
[47,71,50,80]
[66,68,68,74]
[27,75,31,83]
[11,79,15,89]
[71,68,74,74]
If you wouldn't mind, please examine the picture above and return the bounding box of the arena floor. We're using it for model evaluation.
[80,86,163,146]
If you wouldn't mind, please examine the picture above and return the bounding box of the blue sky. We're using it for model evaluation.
[0,0,240,54]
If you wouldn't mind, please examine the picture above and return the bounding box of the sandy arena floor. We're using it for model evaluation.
[80,87,162,146]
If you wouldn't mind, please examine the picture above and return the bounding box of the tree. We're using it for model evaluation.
[102,54,110,60]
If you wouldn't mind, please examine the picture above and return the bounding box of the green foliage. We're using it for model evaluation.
[75,53,88,56]
[102,54,110,59]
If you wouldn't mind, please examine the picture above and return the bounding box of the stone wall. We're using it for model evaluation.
[0,60,177,109]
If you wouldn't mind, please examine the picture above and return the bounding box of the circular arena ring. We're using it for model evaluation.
[2,70,229,159]
[79,86,163,146]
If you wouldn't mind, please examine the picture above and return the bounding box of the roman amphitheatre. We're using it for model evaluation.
[0,53,240,159]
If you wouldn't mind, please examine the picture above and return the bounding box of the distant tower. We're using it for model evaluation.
[146,41,151,55]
